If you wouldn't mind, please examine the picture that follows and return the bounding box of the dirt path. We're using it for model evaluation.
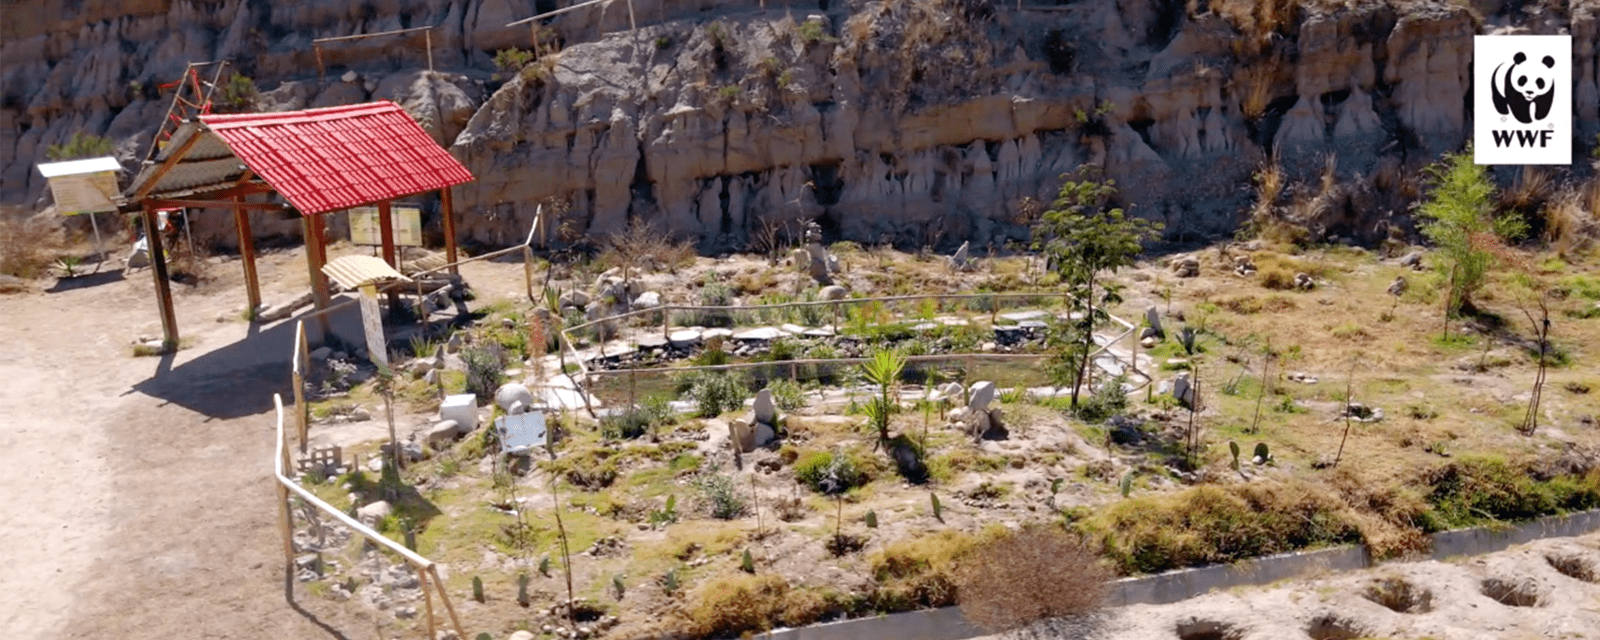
[0,253,367,639]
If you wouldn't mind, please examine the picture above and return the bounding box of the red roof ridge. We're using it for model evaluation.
[200,100,404,130]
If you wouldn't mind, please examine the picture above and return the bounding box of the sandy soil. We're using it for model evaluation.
[987,533,1600,640]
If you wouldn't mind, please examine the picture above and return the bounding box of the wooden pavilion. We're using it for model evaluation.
[122,101,475,348]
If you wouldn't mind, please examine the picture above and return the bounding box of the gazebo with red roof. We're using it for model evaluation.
[123,100,474,348]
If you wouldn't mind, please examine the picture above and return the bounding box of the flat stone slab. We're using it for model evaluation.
[1000,310,1050,322]
[669,329,703,348]
[1018,320,1048,330]
[702,328,734,341]
[732,327,786,341]
[779,323,809,335]
[910,322,940,332]
[802,327,836,338]
[636,335,669,351]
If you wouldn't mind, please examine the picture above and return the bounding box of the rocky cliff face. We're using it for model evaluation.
[4,0,1597,251]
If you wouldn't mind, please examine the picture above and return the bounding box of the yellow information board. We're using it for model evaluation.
[349,205,423,247]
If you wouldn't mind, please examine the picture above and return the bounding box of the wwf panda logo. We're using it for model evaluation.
[1490,52,1557,124]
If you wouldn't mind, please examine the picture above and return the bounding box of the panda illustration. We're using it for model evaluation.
[1491,52,1557,124]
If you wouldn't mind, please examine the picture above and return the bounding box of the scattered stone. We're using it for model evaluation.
[1400,251,1424,270]
[668,329,703,348]
[753,389,777,426]
[356,501,392,527]
[510,631,537,640]
[732,326,785,341]
[341,70,359,83]
[819,285,848,301]
[1388,276,1408,297]
[1294,272,1315,290]
[495,383,534,414]
[632,291,661,309]
[1145,305,1164,338]
[1173,256,1200,278]
[1141,335,1158,349]
[636,334,669,352]
[968,381,996,412]
[937,382,965,404]
[1172,372,1196,407]
[423,369,440,385]
[349,406,372,422]
[1286,372,1319,384]
[790,248,811,270]
[948,241,975,271]
[427,421,461,449]
[310,346,333,361]
[501,318,515,329]
[1233,255,1257,276]
[559,290,591,310]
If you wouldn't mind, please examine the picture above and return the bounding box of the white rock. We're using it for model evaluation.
[819,285,848,301]
[632,291,661,309]
[510,631,538,640]
[495,383,534,413]
[753,389,777,425]
[968,381,996,412]
[669,329,703,348]
[356,501,392,527]
[427,421,460,449]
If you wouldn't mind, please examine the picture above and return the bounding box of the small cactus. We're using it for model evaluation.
[665,494,677,514]
[864,510,878,528]
[539,555,551,577]
[1229,440,1241,471]
[930,492,943,522]
[612,574,626,600]
[517,572,530,607]
[471,575,484,603]
[661,569,679,594]
[1119,470,1134,498]
[1253,442,1271,464]
[740,549,755,574]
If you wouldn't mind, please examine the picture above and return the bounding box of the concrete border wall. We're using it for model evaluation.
[759,509,1600,640]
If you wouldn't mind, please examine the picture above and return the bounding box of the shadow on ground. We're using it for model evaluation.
[129,297,366,420]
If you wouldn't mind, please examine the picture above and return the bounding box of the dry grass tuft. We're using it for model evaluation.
[1541,191,1598,259]
[681,573,838,638]
[869,528,990,610]
[953,524,1111,632]
[0,214,59,279]
[598,220,697,274]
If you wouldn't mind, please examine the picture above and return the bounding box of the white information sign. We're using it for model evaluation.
[358,284,389,369]
[350,205,423,247]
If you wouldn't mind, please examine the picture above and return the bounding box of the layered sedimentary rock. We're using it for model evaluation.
[3,0,1597,251]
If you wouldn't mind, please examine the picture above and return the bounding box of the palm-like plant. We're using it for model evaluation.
[860,348,907,449]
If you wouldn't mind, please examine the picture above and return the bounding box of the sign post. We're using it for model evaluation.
[37,157,123,264]
[359,283,389,369]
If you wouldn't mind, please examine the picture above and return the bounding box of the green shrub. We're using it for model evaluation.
[1077,481,1360,575]
[601,394,675,440]
[682,370,749,417]
[794,449,873,495]
[46,132,114,161]
[462,343,507,402]
[1422,456,1600,528]
[1073,375,1128,423]
[766,377,807,411]
[694,472,748,519]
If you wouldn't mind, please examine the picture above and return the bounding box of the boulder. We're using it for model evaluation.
[1387,276,1408,297]
[790,248,811,270]
[356,500,393,527]
[495,383,534,414]
[1144,305,1163,337]
[1294,272,1315,290]
[1400,251,1424,269]
[510,631,538,640]
[426,421,461,449]
[968,381,996,412]
[1173,257,1200,278]
[948,241,975,271]
[938,382,965,405]
[1172,372,1195,407]
[632,291,661,309]
[752,388,777,426]
[668,329,703,348]
[819,285,848,301]
[752,422,777,448]
[559,290,590,309]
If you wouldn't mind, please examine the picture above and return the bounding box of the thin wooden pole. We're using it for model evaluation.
[296,324,311,453]
[523,245,536,304]
[429,565,467,639]
[626,0,637,31]
[143,205,180,348]
[315,45,325,80]
[425,30,433,72]
[417,564,438,639]
[440,187,459,275]
[235,196,261,314]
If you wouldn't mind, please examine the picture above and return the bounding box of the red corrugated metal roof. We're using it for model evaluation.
[199,101,473,216]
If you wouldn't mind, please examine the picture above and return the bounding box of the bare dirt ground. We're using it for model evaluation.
[986,533,1600,640]
[3,239,1597,640]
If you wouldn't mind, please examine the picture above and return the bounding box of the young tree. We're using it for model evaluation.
[1416,145,1527,317]
[1034,165,1163,407]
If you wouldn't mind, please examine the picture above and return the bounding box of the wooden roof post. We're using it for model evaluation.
[235,195,261,316]
[377,200,400,311]
[303,213,332,339]
[440,186,459,275]
[143,204,180,349]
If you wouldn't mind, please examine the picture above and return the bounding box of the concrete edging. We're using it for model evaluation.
[758,509,1600,640]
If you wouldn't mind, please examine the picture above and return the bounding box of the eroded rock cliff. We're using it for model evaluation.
[3,0,1597,250]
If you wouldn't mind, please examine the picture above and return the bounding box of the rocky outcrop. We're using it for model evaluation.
[3,0,1597,251]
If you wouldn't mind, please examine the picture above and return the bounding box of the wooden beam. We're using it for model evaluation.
[508,0,607,27]
[143,205,180,348]
[377,201,400,311]
[440,186,459,275]
[148,198,286,210]
[132,132,205,201]
[235,195,261,314]
[303,214,332,339]
[312,25,434,44]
